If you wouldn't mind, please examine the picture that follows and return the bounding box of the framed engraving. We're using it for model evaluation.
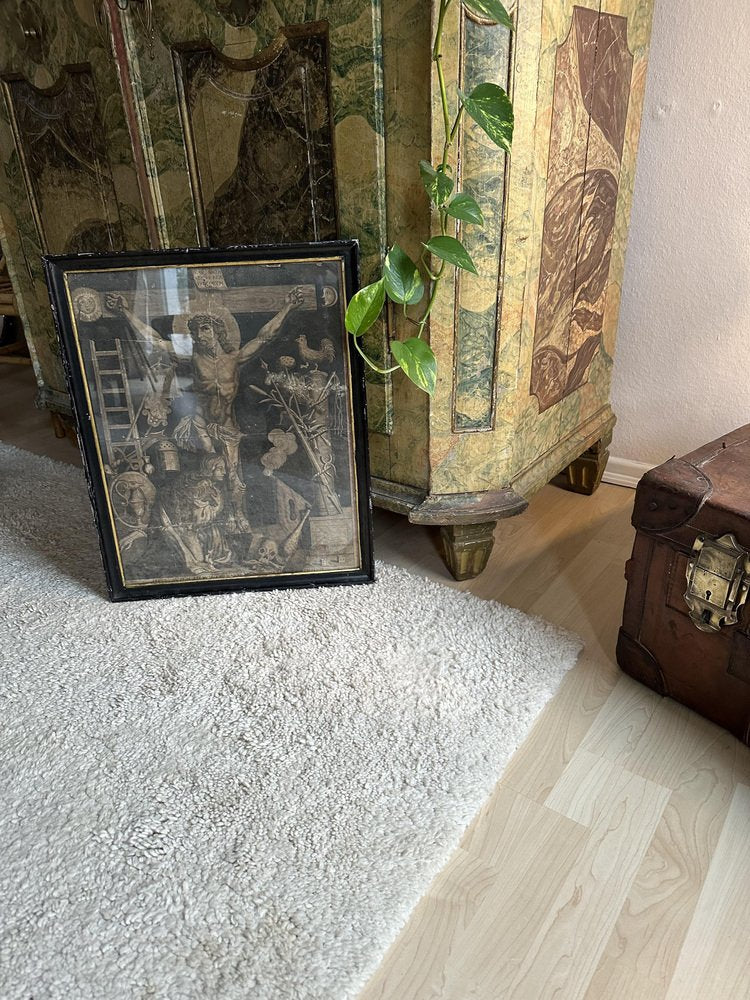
[45,242,373,601]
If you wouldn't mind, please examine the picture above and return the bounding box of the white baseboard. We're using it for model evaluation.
[603,456,654,490]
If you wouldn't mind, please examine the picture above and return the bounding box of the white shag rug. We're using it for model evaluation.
[0,443,582,1000]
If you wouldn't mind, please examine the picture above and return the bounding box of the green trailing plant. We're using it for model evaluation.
[344,0,515,397]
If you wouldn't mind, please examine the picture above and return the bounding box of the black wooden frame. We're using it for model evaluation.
[44,241,373,601]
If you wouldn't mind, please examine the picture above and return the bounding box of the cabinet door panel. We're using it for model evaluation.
[173,23,337,246]
[2,67,126,255]
[129,1,385,261]
[0,0,149,408]
[530,5,632,414]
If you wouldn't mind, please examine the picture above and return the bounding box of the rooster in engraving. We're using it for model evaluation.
[295,335,336,366]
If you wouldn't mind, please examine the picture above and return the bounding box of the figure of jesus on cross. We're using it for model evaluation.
[105,286,304,532]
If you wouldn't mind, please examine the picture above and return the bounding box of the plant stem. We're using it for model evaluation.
[433,0,452,143]
[417,0,454,336]
[449,107,463,145]
[353,333,400,375]
[420,248,440,281]
[416,260,446,339]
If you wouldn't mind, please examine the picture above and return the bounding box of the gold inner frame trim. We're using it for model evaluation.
[62,254,363,588]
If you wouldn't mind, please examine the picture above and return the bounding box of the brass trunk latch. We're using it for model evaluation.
[685,532,750,633]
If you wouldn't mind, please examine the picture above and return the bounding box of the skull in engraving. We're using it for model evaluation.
[256,538,282,572]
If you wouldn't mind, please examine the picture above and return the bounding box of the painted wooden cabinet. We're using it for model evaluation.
[369,0,656,578]
[0,0,654,577]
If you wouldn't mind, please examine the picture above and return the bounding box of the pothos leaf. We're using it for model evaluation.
[390,338,437,396]
[345,279,385,337]
[459,82,514,153]
[424,235,478,275]
[419,160,454,206]
[461,0,514,30]
[445,192,485,226]
[383,244,425,306]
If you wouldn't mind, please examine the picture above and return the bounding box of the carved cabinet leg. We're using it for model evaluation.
[438,521,497,581]
[50,411,78,446]
[552,432,612,496]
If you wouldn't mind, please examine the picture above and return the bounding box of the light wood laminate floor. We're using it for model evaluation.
[3,364,749,1000]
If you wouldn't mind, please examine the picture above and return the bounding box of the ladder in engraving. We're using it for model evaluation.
[89,339,144,471]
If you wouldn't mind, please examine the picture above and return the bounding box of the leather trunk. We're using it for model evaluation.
[617,425,750,744]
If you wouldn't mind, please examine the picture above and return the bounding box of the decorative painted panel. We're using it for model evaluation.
[530,5,633,412]
[0,1,149,407]
[1,66,125,255]
[173,23,338,247]
[452,11,512,432]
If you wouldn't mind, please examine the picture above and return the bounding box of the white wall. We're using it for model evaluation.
[610,0,750,468]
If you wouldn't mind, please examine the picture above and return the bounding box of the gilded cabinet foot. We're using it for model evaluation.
[552,433,612,496]
[439,522,497,581]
